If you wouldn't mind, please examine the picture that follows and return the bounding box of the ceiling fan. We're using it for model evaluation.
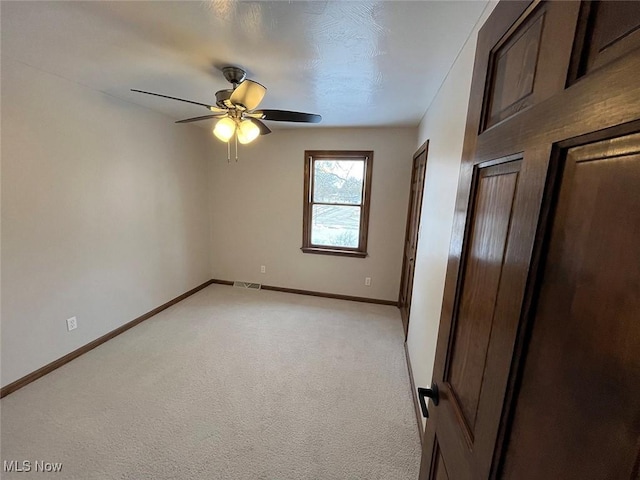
[132,66,321,153]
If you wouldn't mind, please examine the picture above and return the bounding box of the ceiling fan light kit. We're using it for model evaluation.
[132,66,321,161]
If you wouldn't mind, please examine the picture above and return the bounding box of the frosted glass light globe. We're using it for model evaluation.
[213,117,236,142]
[237,119,260,144]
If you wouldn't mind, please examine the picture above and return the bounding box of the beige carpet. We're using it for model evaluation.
[0,284,421,479]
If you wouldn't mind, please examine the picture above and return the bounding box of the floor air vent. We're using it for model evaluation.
[233,281,262,290]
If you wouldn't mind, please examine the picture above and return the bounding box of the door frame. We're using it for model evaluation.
[399,140,429,338]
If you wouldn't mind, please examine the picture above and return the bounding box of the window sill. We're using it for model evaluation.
[301,247,368,258]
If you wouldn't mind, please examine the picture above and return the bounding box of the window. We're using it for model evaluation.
[302,151,373,257]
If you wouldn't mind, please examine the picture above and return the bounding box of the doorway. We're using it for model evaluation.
[399,141,428,338]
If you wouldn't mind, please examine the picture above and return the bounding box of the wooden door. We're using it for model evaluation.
[399,142,428,337]
[419,1,640,479]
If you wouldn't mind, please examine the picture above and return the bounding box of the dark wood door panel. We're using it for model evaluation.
[570,0,640,81]
[484,9,544,128]
[482,1,580,131]
[500,132,640,480]
[447,161,521,436]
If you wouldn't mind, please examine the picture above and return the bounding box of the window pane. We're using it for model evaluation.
[313,160,364,204]
[311,204,360,248]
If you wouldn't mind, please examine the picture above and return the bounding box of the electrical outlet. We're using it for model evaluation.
[365,277,371,286]
[260,265,266,274]
[66,316,78,331]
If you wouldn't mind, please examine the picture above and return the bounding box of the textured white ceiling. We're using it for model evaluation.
[1,1,488,129]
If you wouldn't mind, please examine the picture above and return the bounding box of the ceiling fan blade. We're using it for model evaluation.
[250,118,272,135]
[229,80,266,111]
[131,89,223,111]
[256,109,322,123]
[175,114,227,124]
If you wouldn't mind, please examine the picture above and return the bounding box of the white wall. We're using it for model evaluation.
[209,127,416,301]
[1,59,212,387]
[407,2,497,426]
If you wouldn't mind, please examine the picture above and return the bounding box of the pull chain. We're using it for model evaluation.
[235,133,239,162]
[227,140,231,163]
